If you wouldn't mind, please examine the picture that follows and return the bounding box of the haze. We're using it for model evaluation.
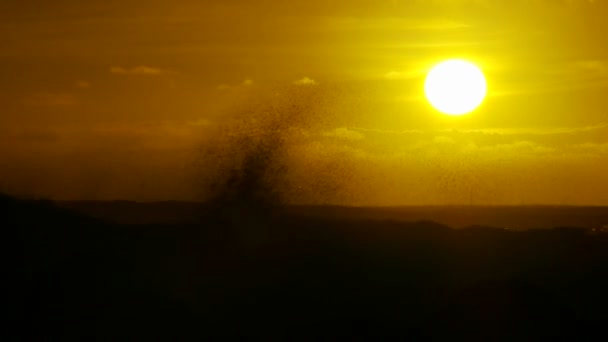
[1,0,607,205]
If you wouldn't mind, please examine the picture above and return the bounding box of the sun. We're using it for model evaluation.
[424,59,487,116]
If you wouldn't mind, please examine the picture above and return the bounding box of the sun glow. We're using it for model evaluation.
[424,59,487,116]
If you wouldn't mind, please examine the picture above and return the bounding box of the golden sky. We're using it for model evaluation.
[1,0,608,204]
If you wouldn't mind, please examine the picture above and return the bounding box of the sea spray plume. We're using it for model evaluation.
[210,120,286,208]
[196,83,330,213]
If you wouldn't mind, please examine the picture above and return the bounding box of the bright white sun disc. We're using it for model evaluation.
[424,60,487,116]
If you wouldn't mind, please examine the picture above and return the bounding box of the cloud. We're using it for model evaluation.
[0,128,60,143]
[76,81,91,89]
[573,142,608,155]
[187,118,212,127]
[384,70,415,80]
[110,66,166,75]
[576,60,608,76]
[383,68,426,81]
[349,124,608,138]
[216,78,255,91]
[462,140,556,156]
[323,16,470,33]
[293,77,318,86]
[24,93,77,106]
[323,128,365,141]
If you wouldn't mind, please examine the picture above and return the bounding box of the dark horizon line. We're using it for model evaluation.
[55,199,608,209]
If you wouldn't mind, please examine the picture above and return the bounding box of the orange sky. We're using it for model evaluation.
[1,0,608,204]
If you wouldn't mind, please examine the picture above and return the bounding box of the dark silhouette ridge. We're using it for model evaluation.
[4,193,608,340]
[61,200,608,229]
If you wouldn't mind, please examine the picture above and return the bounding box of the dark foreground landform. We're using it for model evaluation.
[6,194,608,340]
[62,200,608,230]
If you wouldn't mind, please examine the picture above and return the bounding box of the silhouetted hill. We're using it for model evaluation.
[5,195,608,340]
[2,194,103,227]
[61,200,608,230]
